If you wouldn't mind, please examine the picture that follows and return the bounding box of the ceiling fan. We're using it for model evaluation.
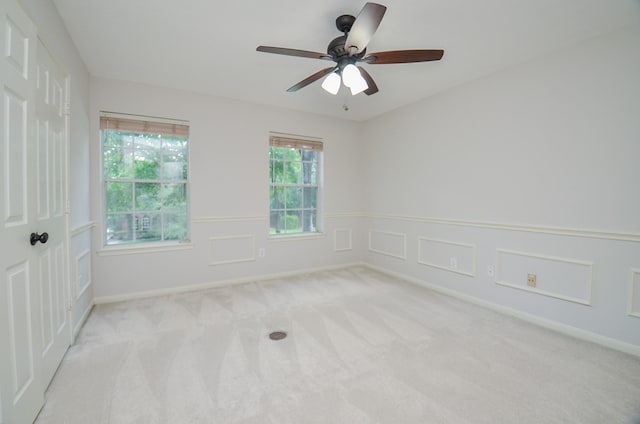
[256,2,444,96]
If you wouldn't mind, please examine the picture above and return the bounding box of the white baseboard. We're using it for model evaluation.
[93,262,364,305]
[73,303,94,340]
[364,263,640,358]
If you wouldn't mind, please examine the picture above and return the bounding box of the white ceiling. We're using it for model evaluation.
[52,0,640,122]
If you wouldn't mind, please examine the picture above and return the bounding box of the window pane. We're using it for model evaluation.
[106,213,133,243]
[301,150,317,184]
[270,186,285,210]
[163,183,186,210]
[135,213,161,242]
[303,187,317,208]
[302,160,317,185]
[135,183,161,211]
[164,213,188,240]
[284,160,302,184]
[103,145,134,179]
[270,210,285,234]
[285,186,301,209]
[303,209,317,232]
[105,182,133,212]
[285,211,302,232]
[134,134,161,179]
[271,159,286,184]
[162,137,188,180]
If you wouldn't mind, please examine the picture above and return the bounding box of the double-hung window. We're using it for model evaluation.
[100,113,189,245]
[269,134,322,235]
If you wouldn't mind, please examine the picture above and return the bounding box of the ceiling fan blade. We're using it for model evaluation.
[257,46,332,61]
[364,49,444,64]
[287,67,337,92]
[344,2,387,55]
[357,66,379,95]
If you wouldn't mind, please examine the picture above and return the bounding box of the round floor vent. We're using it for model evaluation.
[269,331,287,341]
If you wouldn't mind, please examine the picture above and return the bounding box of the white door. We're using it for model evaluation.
[35,37,71,389]
[0,0,71,422]
[0,1,44,422]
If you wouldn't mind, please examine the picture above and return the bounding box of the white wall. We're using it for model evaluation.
[19,0,93,334]
[90,78,364,300]
[362,24,640,348]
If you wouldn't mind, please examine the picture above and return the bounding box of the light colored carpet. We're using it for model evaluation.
[36,267,640,423]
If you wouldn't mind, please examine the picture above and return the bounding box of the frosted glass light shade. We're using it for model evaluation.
[342,64,361,88]
[350,78,368,95]
[342,64,368,95]
[321,72,341,95]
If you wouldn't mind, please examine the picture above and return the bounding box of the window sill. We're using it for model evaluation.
[268,232,325,242]
[97,241,193,256]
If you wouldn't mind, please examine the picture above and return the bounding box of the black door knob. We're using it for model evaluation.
[30,232,49,246]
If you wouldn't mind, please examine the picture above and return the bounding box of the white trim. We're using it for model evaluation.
[192,215,266,223]
[97,242,193,256]
[630,268,640,319]
[72,303,93,340]
[70,221,94,236]
[269,233,325,242]
[495,249,593,306]
[417,237,477,277]
[192,213,362,223]
[368,229,407,260]
[334,228,353,252]
[325,212,364,219]
[365,213,640,242]
[208,234,255,266]
[100,110,189,126]
[93,262,363,304]
[269,131,322,143]
[364,264,640,358]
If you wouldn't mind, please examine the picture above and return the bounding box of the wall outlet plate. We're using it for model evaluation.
[527,273,537,287]
[487,265,495,277]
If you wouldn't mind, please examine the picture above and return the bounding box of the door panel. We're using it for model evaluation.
[35,37,71,389]
[0,0,44,422]
[5,91,28,223]
[37,119,50,220]
[6,262,35,395]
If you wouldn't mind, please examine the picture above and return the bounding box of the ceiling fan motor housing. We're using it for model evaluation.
[335,14,356,33]
[328,35,366,63]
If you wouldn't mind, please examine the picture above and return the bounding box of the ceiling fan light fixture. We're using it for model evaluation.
[321,71,341,95]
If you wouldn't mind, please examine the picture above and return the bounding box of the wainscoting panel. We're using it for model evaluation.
[75,249,91,299]
[209,234,256,265]
[70,221,94,337]
[418,237,476,277]
[368,230,406,260]
[334,228,352,252]
[631,269,640,318]
[496,249,593,305]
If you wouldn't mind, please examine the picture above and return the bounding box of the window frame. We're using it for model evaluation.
[269,133,323,237]
[100,112,191,248]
